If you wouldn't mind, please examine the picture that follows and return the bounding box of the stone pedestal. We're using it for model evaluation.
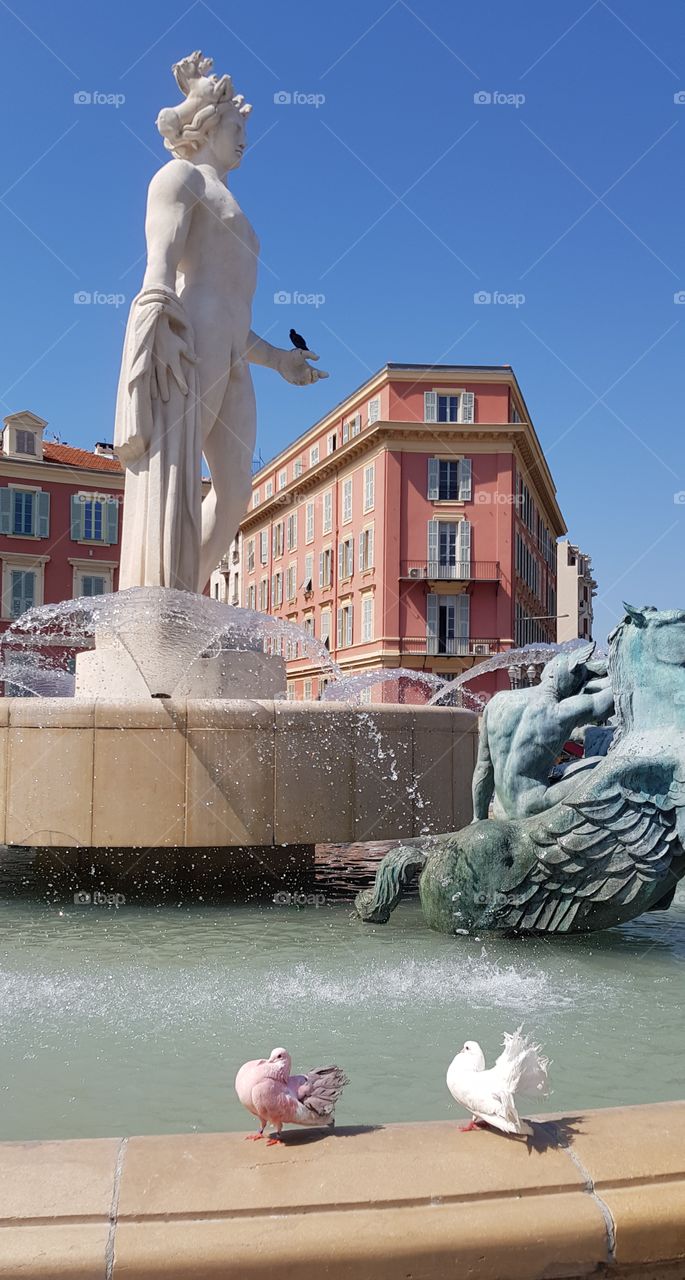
[75,636,286,699]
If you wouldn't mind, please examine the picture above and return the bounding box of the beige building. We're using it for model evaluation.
[556,540,596,642]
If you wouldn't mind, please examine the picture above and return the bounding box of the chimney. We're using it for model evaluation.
[95,441,114,458]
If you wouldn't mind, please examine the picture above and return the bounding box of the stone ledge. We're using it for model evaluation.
[0,1103,683,1279]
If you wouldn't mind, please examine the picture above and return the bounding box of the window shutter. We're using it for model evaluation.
[37,491,50,539]
[424,391,437,422]
[349,536,354,577]
[457,592,470,639]
[337,607,343,648]
[106,499,119,545]
[359,534,365,572]
[457,520,472,577]
[459,392,475,423]
[427,519,439,572]
[426,593,439,655]
[0,487,11,535]
[346,605,354,647]
[458,457,472,501]
[368,526,374,567]
[319,552,324,588]
[338,541,344,580]
[427,458,439,500]
[71,494,83,540]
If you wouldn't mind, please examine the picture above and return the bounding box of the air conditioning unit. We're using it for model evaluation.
[408,567,423,579]
[472,642,490,656]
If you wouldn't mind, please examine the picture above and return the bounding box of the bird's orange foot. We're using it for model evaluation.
[459,1120,486,1132]
[244,1132,264,1141]
[266,1136,284,1146]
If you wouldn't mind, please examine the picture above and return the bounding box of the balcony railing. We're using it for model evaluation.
[401,637,502,658]
[400,560,500,582]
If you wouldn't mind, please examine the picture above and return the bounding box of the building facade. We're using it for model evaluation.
[240,364,567,699]
[556,540,596,642]
[210,535,241,606]
[0,411,124,634]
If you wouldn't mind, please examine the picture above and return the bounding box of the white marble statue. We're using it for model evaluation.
[114,51,328,593]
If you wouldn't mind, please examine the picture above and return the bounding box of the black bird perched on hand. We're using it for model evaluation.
[289,328,310,352]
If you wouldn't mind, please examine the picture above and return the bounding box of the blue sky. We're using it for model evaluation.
[1,0,684,640]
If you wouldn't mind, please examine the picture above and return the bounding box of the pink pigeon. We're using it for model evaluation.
[235,1047,349,1146]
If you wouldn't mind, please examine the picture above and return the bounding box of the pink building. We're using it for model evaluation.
[0,411,123,638]
[240,364,567,699]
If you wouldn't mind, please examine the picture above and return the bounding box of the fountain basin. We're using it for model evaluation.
[1,1103,684,1279]
[0,698,477,850]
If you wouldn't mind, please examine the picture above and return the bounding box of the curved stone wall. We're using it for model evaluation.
[0,1104,683,1278]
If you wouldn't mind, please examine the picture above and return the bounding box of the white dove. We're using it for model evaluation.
[446,1026,549,1137]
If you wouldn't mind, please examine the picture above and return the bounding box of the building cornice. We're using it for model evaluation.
[0,459,124,487]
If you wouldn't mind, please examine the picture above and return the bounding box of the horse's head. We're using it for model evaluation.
[609,603,685,737]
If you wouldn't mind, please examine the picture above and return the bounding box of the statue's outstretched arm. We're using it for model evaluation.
[559,683,615,733]
[245,330,329,386]
[472,715,495,821]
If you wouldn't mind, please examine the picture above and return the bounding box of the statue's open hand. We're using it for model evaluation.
[277,347,329,386]
[150,315,197,401]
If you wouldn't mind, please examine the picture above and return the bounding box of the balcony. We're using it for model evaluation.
[400,637,502,658]
[400,560,500,583]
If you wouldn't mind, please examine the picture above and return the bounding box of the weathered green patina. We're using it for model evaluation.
[355,605,685,936]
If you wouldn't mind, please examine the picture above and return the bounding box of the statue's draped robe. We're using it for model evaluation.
[114,287,202,592]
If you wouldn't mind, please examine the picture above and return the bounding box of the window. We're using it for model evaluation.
[259,529,269,564]
[321,608,331,649]
[13,490,34,535]
[247,538,255,573]
[322,489,332,534]
[515,532,540,597]
[427,593,470,656]
[338,535,354,580]
[253,489,260,508]
[15,430,36,455]
[427,457,472,502]
[427,519,471,578]
[327,433,337,455]
[368,396,380,424]
[286,511,297,551]
[424,390,475,424]
[319,546,333,590]
[350,413,361,437]
[294,459,303,478]
[342,422,350,444]
[79,575,107,597]
[272,521,284,558]
[361,594,374,642]
[342,477,353,523]
[287,684,296,701]
[310,444,320,466]
[359,524,374,571]
[246,583,256,610]
[9,568,35,618]
[287,563,297,601]
[0,487,50,539]
[363,463,375,512]
[259,578,269,610]
[71,494,118,545]
[303,678,313,700]
[303,613,314,637]
[265,479,273,498]
[305,501,315,544]
[271,571,283,607]
[337,602,353,648]
[303,552,314,592]
[278,469,287,490]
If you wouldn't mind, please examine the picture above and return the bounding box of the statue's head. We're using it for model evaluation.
[156,51,252,169]
[539,640,596,700]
